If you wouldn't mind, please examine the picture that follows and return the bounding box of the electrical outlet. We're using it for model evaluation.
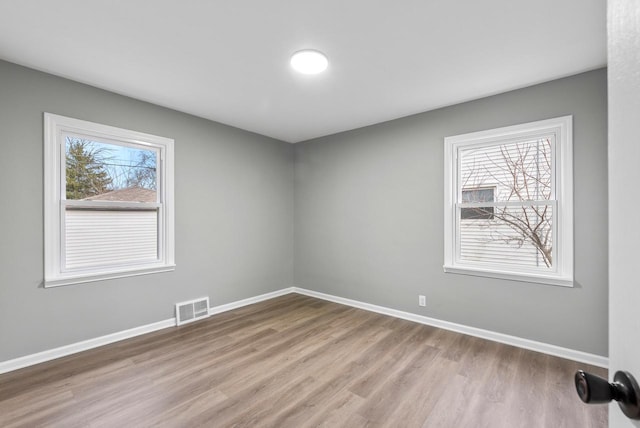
[418,295,426,307]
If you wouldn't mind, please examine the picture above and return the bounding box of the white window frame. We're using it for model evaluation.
[443,116,573,287]
[44,113,175,287]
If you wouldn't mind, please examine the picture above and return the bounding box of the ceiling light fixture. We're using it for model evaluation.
[290,50,328,74]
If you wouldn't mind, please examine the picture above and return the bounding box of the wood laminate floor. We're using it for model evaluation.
[0,294,607,427]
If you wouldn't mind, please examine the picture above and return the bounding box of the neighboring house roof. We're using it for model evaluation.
[84,187,156,202]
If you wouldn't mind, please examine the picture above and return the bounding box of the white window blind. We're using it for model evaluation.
[64,209,159,270]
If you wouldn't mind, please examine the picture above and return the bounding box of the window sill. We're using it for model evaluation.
[44,264,176,288]
[443,265,573,287]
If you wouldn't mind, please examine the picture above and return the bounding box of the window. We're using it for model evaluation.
[444,116,573,286]
[44,113,175,287]
[461,187,495,220]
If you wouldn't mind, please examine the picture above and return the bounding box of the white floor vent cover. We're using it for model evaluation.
[175,297,210,326]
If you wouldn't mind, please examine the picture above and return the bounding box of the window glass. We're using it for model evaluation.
[65,136,158,202]
[460,188,494,219]
[459,204,553,269]
[459,137,553,203]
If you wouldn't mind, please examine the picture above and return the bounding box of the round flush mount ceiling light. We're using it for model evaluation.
[290,50,328,74]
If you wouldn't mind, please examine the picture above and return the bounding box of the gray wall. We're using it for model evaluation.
[294,69,608,356]
[0,60,294,361]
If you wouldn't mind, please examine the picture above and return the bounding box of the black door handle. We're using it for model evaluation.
[575,370,640,419]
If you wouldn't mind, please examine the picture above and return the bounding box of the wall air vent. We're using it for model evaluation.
[175,297,210,326]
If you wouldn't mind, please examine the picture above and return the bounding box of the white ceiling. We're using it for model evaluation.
[0,1,606,143]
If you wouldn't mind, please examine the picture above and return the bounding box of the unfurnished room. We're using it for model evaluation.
[1,1,639,427]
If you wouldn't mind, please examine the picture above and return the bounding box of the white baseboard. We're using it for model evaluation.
[0,285,607,375]
[292,287,609,369]
[209,287,295,316]
[0,318,176,375]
